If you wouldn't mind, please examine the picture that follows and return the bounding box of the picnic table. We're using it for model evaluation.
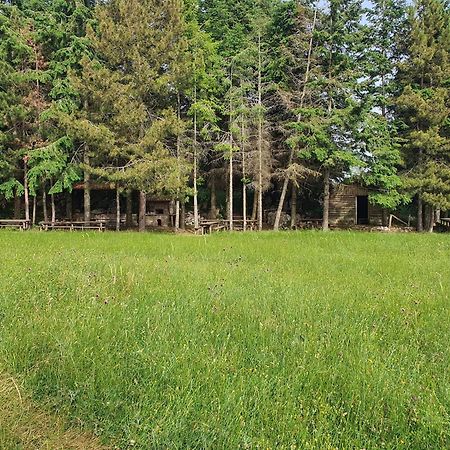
[297,218,323,229]
[197,220,226,234]
[0,219,31,231]
[197,219,258,234]
[231,219,257,231]
[40,221,105,232]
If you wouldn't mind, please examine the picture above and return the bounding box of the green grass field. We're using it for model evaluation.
[0,230,449,449]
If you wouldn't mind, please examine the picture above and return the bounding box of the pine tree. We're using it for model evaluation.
[286,0,365,231]
[271,2,318,231]
[356,0,408,216]
[184,11,222,229]
[1,0,92,222]
[65,0,190,231]
[397,0,450,231]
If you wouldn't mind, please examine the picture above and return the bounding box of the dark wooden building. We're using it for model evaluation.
[329,184,384,227]
[71,183,174,228]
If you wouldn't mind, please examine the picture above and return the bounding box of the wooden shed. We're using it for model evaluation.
[71,183,175,228]
[329,184,384,227]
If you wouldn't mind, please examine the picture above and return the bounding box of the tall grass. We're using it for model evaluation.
[0,230,449,448]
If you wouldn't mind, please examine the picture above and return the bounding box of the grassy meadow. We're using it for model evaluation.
[0,230,449,449]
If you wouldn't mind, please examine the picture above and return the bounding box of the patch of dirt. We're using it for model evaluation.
[0,373,110,450]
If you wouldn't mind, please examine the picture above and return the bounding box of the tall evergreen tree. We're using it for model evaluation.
[64,0,190,230]
[397,0,450,231]
[287,0,365,231]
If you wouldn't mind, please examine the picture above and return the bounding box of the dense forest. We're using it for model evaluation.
[1,0,449,231]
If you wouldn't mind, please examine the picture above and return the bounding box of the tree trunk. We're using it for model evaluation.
[116,185,121,232]
[32,195,37,226]
[382,208,388,227]
[83,151,91,223]
[417,195,423,232]
[126,190,133,228]
[229,156,233,231]
[50,178,56,225]
[51,193,56,225]
[322,168,330,232]
[23,158,30,222]
[42,185,48,223]
[257,31,263,232]
[175,90,183,232]
[290,183,297,229]
[228,66,234,232]
[193,87,199,230]
[251,190,258,221]
[241,109,247,232]
[426,205,435,233]
[13,194,21,219]
[243,183,247,232]
[138,191,146,232]
[209,178,218,219]
[274,178,289,231]
[175,200,180,231]
[66,191,73,221]
[273,10,317,232]
[181,202,186,230]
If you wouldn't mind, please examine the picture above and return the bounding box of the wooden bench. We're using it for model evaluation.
[197,219,259,234]
[297,219,323,229]
[197,221,221,234]
[0,219,31,231]
[231,219,257,231]
[40,221,105,232]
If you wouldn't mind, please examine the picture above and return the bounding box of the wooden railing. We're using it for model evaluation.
[388,214,410,229]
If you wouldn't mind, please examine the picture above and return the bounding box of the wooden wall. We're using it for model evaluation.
[329,184,384,226]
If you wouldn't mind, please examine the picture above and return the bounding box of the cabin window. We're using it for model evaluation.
[157,219,162,226]
[156,208,164,215]
[357,196,369,225]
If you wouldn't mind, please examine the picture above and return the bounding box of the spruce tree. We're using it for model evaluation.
[397,0,450,231]
[65,0,190,230]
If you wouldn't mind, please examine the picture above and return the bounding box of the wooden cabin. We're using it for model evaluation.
[71,183,174,228]
[329,184,384,227]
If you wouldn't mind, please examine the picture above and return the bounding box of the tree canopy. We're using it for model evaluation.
[1,0,450,231]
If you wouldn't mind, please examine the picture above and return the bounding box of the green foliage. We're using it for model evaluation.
[0,178,24,199]
[1,0,450,220]
[27,136,80,196]
[397,0,450,210]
